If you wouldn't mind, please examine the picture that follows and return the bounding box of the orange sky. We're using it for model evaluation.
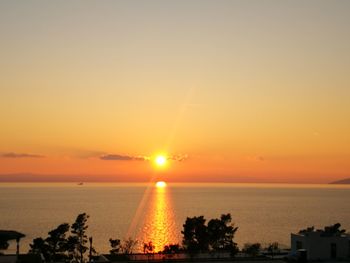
[1,1,350,183]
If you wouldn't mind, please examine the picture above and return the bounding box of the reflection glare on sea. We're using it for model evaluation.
[1,183,350,253]
[137,184,179,252]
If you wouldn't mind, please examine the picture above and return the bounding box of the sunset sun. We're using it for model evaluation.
[155,155,167,167]
[1,1,349,258]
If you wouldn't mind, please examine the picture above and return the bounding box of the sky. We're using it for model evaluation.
[1,1,350,183]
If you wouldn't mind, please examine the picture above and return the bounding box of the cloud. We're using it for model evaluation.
[100,154,146,161]
[1,152,45,158]
[258,156,265,161]
[168,154,188,162]
[100,153,188,162]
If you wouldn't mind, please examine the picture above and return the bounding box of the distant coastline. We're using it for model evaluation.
[329,178,350,184]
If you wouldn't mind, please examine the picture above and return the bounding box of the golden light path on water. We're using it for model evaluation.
[136,182,179,252]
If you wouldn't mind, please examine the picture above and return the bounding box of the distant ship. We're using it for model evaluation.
[77,182,84,186]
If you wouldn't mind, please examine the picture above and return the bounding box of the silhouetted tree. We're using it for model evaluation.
[71,213,90,263]
[207,214,238,253]
[109,238,121,254]
[28,213,95,263]
[46,223,70,261]
[143,241,154,254]
[120,238,138,254]
[162,244,181,254]
[324,223,346,235]
[29,237,48,258]
[298,226,315,234]
[182,214,238,256]
[29,224,69,261]
[182,216,209,254]
[65,235,80,262]
[299,223,347,236]
[242,243,261,257]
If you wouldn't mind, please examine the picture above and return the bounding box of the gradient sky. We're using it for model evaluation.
[1,1,350,183]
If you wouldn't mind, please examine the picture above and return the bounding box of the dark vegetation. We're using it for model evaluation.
[299,222,346,236]
[22,213,239,262]
[242,243,261,257]
[28,213,94,263]
[181,214,238,255]
[5,214,343,261]
[109,238,138,255]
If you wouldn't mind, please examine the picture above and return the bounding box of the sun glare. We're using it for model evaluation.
[155,181,167,188]
[155,155,167,167]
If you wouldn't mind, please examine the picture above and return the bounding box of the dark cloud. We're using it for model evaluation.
[1,152,45,158]
[168,154,188,162]
[100,154,146,161]
[100,153,188,162]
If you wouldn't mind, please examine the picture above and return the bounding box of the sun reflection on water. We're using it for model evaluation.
[138,183,179,252]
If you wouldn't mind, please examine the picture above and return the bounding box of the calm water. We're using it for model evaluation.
[1,183,350,253]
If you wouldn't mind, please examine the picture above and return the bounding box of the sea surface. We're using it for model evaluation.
[1,183,350,253]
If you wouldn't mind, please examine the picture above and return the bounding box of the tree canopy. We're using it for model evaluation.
[182,213,238,255]
[29,213,93,263]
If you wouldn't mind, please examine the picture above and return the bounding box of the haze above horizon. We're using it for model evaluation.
[1,1,350,183]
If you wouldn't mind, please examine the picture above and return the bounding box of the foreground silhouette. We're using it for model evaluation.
[182,214,238,256]
[26,212,239,261]
[29,213,95,263]
[0,230,25,255]
[23,214,349,262]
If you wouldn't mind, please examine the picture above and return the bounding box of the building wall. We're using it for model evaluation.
[291,233,350,260]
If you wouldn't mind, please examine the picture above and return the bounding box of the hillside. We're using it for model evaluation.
[330,178,350,184]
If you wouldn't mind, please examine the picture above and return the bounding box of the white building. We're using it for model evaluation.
[291,225,350,261]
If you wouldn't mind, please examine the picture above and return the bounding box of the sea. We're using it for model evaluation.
[0,183,349,254]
